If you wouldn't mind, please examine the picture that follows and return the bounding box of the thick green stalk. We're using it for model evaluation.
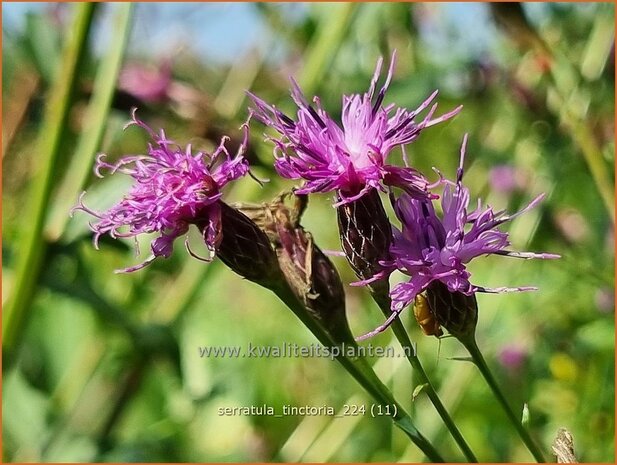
[3,3,96,356]
[460,336,546,462]
[272,281,445,462]
[372,292,478,462]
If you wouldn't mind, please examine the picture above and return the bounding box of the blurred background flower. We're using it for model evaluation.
[118,60,172,104]
[498,344,528,374]
[2,2,614,462]
[489,165,527,194]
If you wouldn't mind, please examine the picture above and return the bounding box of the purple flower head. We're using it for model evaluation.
[72,109,250,273]
[249,52,462,206]
[356,136,559,334]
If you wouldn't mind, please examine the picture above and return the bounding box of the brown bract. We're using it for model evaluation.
[235,193,353,345]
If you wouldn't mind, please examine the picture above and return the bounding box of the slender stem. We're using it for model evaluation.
[47,2,134,240]
[97,356,147,455]
[372,292,478,462]
[393,319,478,462]
[272,282,445,462]
[461,336,546,462]
[350,354,445,462]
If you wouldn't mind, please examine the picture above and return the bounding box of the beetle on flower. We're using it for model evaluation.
[356,136,560,340]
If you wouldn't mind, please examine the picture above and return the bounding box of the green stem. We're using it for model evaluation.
[3,3,97,357]
[97,356,148,455]
[272,282,445,462]
[461,336,546,462]
[350,354,445,462]
[299,2,356,95]
[47,2,134,240]
[393,319,478,462]
[561,108,614,223]
[372,292,478,462]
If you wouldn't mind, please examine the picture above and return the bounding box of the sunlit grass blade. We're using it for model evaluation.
[461,335,547,462]
[3,3,97,357]
[299,3,357,95]
[46,3,133,241]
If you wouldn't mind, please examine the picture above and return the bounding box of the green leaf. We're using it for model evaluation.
[412,383,428,401]
[24,11,61,83]
[521,402,530,427]
[575,319,615,353]
[3,3,97,358]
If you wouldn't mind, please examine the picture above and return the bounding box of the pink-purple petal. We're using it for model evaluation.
[249,52,460,204]
[364,136,557,316]
[73,111,250,271]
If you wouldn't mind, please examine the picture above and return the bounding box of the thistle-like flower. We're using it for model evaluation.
[249,52,461,206]
[72,109,250,272]
[358,136,559,339]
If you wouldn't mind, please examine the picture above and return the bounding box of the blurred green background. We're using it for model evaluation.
[2,2,614,462]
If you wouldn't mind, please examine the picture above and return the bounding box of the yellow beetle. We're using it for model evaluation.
[413,293,443,338]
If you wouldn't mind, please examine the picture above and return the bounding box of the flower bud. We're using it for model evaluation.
[237,194,354,344]
[425,281,478,342]
[336,188,393,301]
[214,202,282,288]
[278,227,352,344]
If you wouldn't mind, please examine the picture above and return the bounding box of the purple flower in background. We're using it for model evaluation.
[498,345,528,373]
[360,136,559,317]
[249,52,461,206]
[118,60,172,103]
[72,109,250,272]
[489,164,525,194]
[595,287,614,314]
